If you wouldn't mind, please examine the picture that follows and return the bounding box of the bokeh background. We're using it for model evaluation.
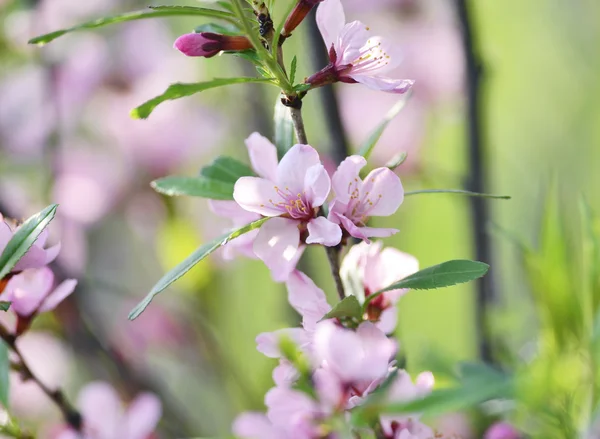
[0,0,599,437]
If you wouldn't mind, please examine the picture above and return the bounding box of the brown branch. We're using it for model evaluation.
[325,246,346,301]
[0,324,82,431]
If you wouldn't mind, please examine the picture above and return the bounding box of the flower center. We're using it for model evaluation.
[351,37,391,74]
[270,186,313,220]
[345,178,382,224]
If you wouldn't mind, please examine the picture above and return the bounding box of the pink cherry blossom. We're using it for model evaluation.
[234,143,341,281]
[0,215,61,273]
[56,382,161,439]
[0,267,76,319]
[328,156,404,242]
[174,33,252,58]
[484,422,521,439]
[340,241,418,333]
[306,0,414,93]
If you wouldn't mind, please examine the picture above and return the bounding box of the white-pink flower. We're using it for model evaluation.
[234,143,341,281]
[329,156,404,242]
[0,267,76,320]
[56,382,161,439]
[0,214,61,273]
[340,241,418,333]
[306,0,414,93]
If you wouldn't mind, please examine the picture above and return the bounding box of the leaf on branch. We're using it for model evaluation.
[321,296,363,321]
[364,260,489,306]
[273,98,294,160]
[151,176,235,200]
[194,23,241,35]
[199,156,255,184]
[131,77,274,119]
[0,302,10,312]
[289,56,298,85]
[0,340,7,408]
[0,204,58,280]
[128,217,270,320]
[405,189,511,200]
[358,95,410,160]
[28,7,236,45]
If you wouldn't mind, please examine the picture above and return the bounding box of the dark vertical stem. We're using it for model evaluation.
[325,246,345,301]
[290,106,308,144]
[456,0,494,363]
[306,9,350,164]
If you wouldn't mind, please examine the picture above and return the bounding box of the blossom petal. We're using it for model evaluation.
[360,167,404,216]
[331,155,366,205]
[245,132,279,181]
[335,213,370,242]
[376,306,398,334]
[0,220,12,254]
[276,144,322,195]
[234,176,285,217]
[265,387,317,428]
[44,242,61,264]
[306,217,342,246]
[77,382,122,438]
[13,245,48,271]
[349,74,415,94]
[233,413,279,439]
[256,328,308,358]
[6,267,54,317]
[273,360,299,387]
[286,270,331,331]
[38,279,77,313]
[316,0,346,50]
[124,393,162,439]
[303,164,331,208]
[364,248,418,299]
[208,200,261,225]
[253,218,303,282]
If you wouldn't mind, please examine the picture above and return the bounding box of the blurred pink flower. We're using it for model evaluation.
[174,33,252,58]
[329,156,404,241]
[0,216,60,273]
[56,382,161,439]
[340,241,419,333]
[234,142,341,281]
[0,267,76,319]
[484,422,521,439]
[307,0,414,93]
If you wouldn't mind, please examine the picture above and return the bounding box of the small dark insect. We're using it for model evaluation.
[257,12,273,38]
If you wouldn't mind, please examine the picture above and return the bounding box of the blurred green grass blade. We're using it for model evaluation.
[0,302,10,311]
[321,296,362,321]
[0,204,57,279]
[29,6,236,45]
[0,341,7,408]
[199,156,255,184]
[131,77,274,119]
[580,197,600,314]
[365,260,489,306]
[405,189,511,199]
[129,217,270,320]
[358,95,410,159]
[151,176,235,200]
[274,98,294,159]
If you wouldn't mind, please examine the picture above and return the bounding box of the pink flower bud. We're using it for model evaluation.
[282,0,325,38]
[174,33,253,58]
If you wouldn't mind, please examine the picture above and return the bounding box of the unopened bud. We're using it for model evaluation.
[282,0,325,38]
[174,33,253,58]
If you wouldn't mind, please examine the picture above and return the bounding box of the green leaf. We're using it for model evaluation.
[321,296,363,321]
[0,302,10,311]
[129,217,270,320]
[199,156,255,184]
[405,189,511,200]
[194,22,241,35]
[0,204,58,280]
[151,176,234,200]
[385,152,408,169]
[358,95,410,159]
[131,77,273,119]
[365,260,489,306]
[29,6,236,45]
[0,341,7,408]
[289,56,298,85]
[274,98,294,160]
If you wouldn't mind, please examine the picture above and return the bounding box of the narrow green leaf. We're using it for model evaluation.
[385,152,408,169]
[321,296,363,321]
[151,176,234,200]
[0,340,8,408]
[194,23,241,35]
[0,302,10,311]
[0,204,58,280]
[289,56,298,84]
[131,77,273,119]
[405,189,511,200]
[274,98,294,159]
[199,156,255,184]
[28,7,236,46]
[358,95,410,159]
[365,260,489,306]
[129,217,270,320]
